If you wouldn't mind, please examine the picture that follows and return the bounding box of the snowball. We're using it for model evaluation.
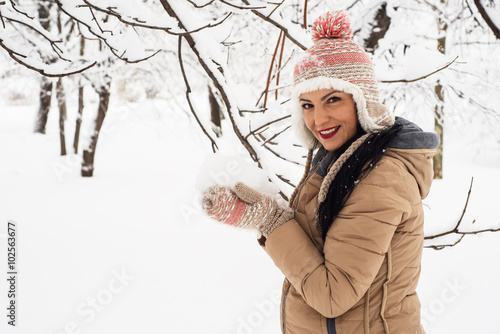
[195,152,283,202]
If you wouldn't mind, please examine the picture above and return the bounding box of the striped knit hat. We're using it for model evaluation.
[291,10,394,150]
[289,10,395,206]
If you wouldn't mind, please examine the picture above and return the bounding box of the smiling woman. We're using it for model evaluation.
[201,10,440,334]
[299,89,358,151]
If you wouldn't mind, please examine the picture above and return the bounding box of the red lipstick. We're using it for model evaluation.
[319,126,340,139]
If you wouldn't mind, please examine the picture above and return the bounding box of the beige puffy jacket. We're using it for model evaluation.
[261,124,437,333]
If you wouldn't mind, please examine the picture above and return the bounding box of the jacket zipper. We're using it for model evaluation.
[281,282,291,333]
[326,317,336,334]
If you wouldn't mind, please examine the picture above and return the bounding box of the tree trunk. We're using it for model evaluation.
[74,85,84,154]
[209,87,222,137]
[434,82,444,179]
[34,0,53,134]
[73,35,86,154]
[56,78,67,155]
[34,78,53,134]
[433,2,447,180]
[81,78,111,177]
[364,2,391,53]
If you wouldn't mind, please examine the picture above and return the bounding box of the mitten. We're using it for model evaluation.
[202,182,294,237]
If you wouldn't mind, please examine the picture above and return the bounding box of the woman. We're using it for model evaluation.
[202,10,439,334]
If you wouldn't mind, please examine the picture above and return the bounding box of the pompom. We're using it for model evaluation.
[311,10,353,40]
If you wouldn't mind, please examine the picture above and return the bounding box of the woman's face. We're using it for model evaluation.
[299,89,359,151]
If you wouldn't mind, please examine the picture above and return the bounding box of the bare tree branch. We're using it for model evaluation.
[381,56,458,83]
[186,0,215,8]
[8,0,34,20]
[0,39,96,77]
[0,9,67,55]
[241,0,308,50]
[473,0,500,38]
[159,0,262,167]
[220,0,267,10]
[178,36,219,153]
[424,177,500,250]
[81,0,231,36]
[245,114,290,140]
[263,31,283,108]
[55,0,160,63]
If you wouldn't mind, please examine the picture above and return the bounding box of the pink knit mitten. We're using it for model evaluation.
[202,182,294,237]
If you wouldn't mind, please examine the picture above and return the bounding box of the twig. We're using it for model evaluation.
[425,235,466,250]
[275,32,286,100]
[220,0,267,10]
[81,1,231,36]
[381,56,458,83]
[303,0,308,28]
[88,6,112,35]
[0,39,97,76]
[241,0,307,50]
[346,0,362,11]
[240,108,266,113]
[464,0,484,28]
[9,0,34,19]
[1,13,65,53]
[263,143,301,165]
[186,0,215,8]
[178,37,219,153]
[264,31,283,108]
[160,0,262,167]
[266,0,285,18]
[424,177,500,250]
[56,1,160,63]
[256,51,295,106]
[425,177,474,240]
[261,125,290,146]
[244,115,290,140]
[276,173,294,190]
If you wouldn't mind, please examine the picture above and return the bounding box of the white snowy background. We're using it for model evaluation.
[0,79,499,334]
[1,1,500,333]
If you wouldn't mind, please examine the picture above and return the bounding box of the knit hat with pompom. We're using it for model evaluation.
[291,10,395,149]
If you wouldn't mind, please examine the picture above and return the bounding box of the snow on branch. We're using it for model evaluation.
[159,0,261,164]
[186,0,268,10]
[82,0,232,36]
[55,0,160,63]
[177,36,219,153]
[0,1,96,76]
[424,178,500,250]
[474,0,500,39]
[6,0,34,20]
[241,0,310,50]
[160,0,301,200]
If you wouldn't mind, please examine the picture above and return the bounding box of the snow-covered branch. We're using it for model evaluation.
[0,1,96,76]
[82,0,232,36]
[474,0,500,39]
[55,0,160,63]
[159,0,261,160]
[241,0,310,50]
[178,36,219,152]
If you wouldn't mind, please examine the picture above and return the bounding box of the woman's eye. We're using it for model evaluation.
[327,96,341,103]
[301,103,313,110]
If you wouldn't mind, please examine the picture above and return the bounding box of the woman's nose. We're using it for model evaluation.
[314,106,329,126]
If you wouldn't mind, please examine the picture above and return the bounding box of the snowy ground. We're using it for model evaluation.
[0,94,499,334]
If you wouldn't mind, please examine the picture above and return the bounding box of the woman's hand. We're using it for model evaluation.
[202,182,294,237]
